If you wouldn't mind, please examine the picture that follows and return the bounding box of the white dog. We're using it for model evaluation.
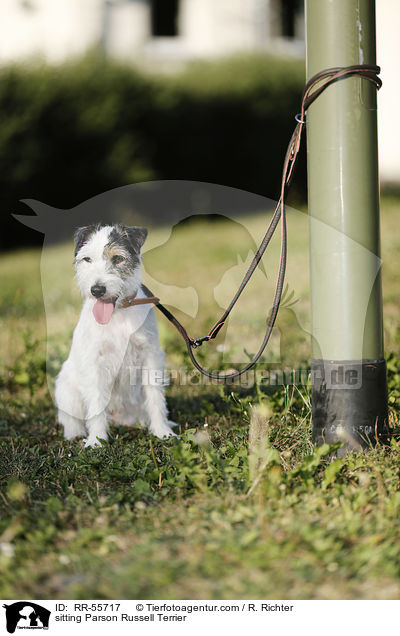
[55,223,177,448]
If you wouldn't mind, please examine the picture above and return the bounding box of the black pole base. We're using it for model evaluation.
[311,358,390,455]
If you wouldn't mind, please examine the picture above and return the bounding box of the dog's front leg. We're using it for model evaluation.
[141,351,177,439]
[55,361,86,440]
[82,364,115,448]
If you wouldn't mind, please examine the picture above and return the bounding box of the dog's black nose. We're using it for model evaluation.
[91,284,106,298]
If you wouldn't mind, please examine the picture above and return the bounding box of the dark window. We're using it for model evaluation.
[281,0,301,38]
[20,0,35,9]
[151,0,179,37]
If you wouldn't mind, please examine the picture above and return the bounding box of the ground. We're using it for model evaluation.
[0,197,399,599]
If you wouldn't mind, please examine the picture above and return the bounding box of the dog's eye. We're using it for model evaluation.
[82,257,92,263]
[112,255,125,265]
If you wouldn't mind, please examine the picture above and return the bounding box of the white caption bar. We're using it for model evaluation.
[1,599,399,636]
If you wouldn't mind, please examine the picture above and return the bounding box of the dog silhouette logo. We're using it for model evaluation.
[3,602,50,633]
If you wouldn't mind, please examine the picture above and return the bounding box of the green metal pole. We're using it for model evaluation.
[306,0,389,452]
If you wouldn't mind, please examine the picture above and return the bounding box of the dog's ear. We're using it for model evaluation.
[123,226,148,252]
[74,225,97,256]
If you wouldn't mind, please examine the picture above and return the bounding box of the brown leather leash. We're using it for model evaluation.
[120,294,160,308]
[134,65,382,380]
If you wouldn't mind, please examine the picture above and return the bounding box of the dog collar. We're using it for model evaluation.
[120,293,160,309]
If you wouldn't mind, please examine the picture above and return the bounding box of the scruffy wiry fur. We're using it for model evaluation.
[55,224,177,448]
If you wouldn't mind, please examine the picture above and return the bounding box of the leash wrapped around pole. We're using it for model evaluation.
[143,64,381,380]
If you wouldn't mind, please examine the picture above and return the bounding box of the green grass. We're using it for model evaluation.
[1,198,400,599]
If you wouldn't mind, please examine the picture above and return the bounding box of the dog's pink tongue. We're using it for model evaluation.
[93,299,115,325]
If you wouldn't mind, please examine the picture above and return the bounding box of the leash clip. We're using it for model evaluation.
[192,335,211,348]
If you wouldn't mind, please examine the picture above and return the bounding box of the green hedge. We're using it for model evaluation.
[0,54,305,250]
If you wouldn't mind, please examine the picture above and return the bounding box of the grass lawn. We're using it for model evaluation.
[0,196,399,599]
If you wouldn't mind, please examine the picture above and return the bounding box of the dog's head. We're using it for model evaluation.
[74,223,147,324]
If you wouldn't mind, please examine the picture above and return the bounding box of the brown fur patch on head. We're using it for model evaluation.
[103,245,130,263]
[104,225,146,274]
[103,244,136,278]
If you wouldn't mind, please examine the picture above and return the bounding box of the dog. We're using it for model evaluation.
[55,223,177,448]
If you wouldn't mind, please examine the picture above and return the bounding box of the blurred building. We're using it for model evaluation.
[0,1,304,64]
[0,0,398,184]
[376,0,400,185]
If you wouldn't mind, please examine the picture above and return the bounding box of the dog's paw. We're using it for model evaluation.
[150,426,179,440]
[83,436,108,449]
